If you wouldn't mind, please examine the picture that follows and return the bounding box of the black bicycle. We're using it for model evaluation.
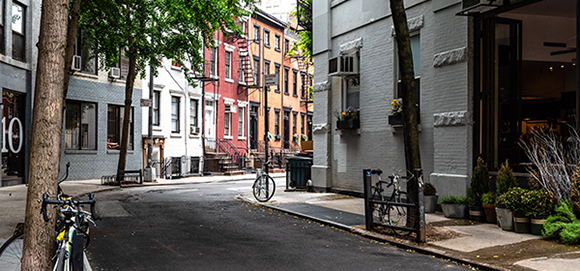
[370,169,417,236]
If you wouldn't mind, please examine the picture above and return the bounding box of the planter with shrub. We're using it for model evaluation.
[496,194,513,231]
[468,157,489,222]
[440,195,468,218]
[482,192,497,224]
[504,187,532,233]
[495,160,517,230]
[424,182,438,213]
[527,189,554,235]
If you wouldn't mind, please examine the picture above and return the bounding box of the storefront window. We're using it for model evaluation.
[2,90,25,182]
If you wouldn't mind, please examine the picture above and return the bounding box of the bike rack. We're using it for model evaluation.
[363,169,426,241]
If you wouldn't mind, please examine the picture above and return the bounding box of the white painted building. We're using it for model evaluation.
[143,59,204,178]
[312,0,578,197]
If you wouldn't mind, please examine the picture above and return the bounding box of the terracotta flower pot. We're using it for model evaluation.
[483,203,497,224]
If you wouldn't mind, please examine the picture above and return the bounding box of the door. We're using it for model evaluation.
[479,18,522,169]
[205,100,215,148]
[250,106,258,149]
[283,111,290,149]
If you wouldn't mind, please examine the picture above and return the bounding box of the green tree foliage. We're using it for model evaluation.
[469,157,490,206]
[289,0,312,61]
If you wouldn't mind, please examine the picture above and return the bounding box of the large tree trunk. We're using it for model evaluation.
[117,50,138,176]
[62,0,82,105]
[21,0,70,269]
[389,0,424,242]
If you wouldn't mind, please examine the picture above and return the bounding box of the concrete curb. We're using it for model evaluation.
[247,200,508,271]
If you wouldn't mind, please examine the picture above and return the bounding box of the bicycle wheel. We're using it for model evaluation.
[252,174,276,202]
[371,189,387,224]
[387,191,417,236]
[0,231,23,271]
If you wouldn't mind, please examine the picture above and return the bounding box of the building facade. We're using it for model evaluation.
[312,0,578,196]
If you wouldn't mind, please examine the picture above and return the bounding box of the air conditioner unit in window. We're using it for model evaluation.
[71,55,82,71]
[190,126,200,135]
[329,55,359,76]
[109,67,121,79]
[461,0,503,14]
[224,104,237,113]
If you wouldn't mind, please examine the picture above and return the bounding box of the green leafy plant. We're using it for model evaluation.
[496,160,518,195]
[527,189,554,217]
[482,192,497,205]
[439,195,467,205]
[543,200,580,244]
[301,135,308,141]
[496,193,508,208]
[503,187,531,214]
[469,157,490,206]
[423,182,437,196]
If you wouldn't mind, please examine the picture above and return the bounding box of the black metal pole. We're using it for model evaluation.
[363,169,373,230]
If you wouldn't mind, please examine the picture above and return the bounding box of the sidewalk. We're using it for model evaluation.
[2,174,580,271]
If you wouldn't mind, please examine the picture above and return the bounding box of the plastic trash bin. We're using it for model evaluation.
[286,156,313,189]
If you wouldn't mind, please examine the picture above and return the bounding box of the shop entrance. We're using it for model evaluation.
[477,0,577,170]
[2,90,26,186]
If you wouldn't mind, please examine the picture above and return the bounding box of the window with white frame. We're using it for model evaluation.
[283,67,289,95]
[74,30,97,74]
[264,60,270,91]
[171,96,180,133]
[253,25,260,42]
[190,99,198,129]
[274,64,281,92]
[152,91,160,126]
[274,110,280,136]
[224,104,232,137]
[238,106,245,137]
[284,39,289,54]
[210,46,217,77]
[275,34,281,51]
[225,51,232,79]
[292,70,298,96]
[264,29,270,47]
[11,2,25,62]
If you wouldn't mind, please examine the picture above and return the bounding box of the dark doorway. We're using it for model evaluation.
[250,105,259,149]
[283,111,290,149]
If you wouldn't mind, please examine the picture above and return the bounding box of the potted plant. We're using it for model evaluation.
[495,160,517,230]
[468,157,489,222]
[439,195,468,218]
[504,187,532,233]
[336,107,360,129]
[423,182,438,213]
[388,98,403,126]
[495,194,513,230]
[482,192,497,223]
[527,189,554,235]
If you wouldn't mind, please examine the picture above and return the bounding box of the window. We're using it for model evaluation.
[284,39,289,54]
[11,2,25,62]
[152,91,160,126]
[264,61,270,91]
[396,34,421,123]
[0,0,4,54]
[225,51,232,79]
[238,19,247,36]
[65,101,96,150]
[275,34,281,51]
[210,46,217,77]
[238,107,245,137]
[190,99,198,128]
[253,56,260,86]
[74,30,97,74]
[292,70,298,96]
[274,110,280,135]
[283,67,289,95]
[301,73,306,98]
[274,64,280,92]
[292,112,297,135]
[107,105,134,150]
[301,114,305,134]
[224,105,231,137]
[171,96,180,133]
[117,49,131,80]
[264,29,270,47]
[253,25,260,42]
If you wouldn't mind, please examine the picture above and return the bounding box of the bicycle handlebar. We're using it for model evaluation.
[42,193,101,222]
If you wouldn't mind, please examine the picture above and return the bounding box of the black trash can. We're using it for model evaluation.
[286,156,313,190]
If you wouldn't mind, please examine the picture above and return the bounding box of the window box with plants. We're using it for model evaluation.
[335,107,360,130]
[439,195,468,218]
[388,98,403,126]
[424,182,438,213]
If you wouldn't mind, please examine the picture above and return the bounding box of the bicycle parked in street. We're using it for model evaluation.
[369,169,417,236]
[253,160,276,202]
[0,163,100,271]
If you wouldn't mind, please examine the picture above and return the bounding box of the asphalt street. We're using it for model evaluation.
[86,180,471,270]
